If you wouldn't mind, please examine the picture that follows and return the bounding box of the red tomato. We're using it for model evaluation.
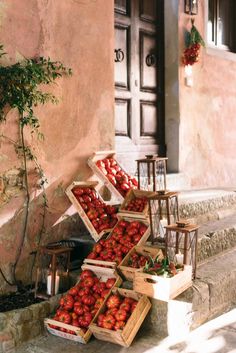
[105,278,116,289]
[119,302,131,312]
[83,276,95,288]
[131,301,138,312]
[60,294,74,311]
[78,287,90,297]
[73,304,84,316]
[58,310,71,324]
[101,288,110,298]
[68,287,78,297]
[87,251,97,259]
[81,295,96,306]
[106,294,121,309]
[97,314,105,327]
[114,320,126,331]
[72,187,84,196]
[80,269,94,280]
[101,314,116,330]
[115,309,127,322]
[93,243,103,254]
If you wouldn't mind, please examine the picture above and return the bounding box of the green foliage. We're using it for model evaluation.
[186,21,205,48]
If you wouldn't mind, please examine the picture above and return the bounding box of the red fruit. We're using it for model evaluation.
[71,312,78,320]
[78,287,90,297]
[83,312,93,325]
[80,269,94,280]
[106,307,118,316]
[97,314,105,327]
[105,278,116,289]
[93,243,103,254]
[60,294,74,311]
[101,288,110,298]
[68,287,78,297]
[58,311,71,324]
[72,319,79,327]
[115,309,127,322]
[72,187,84,196]
[123,297,136,305]
[114,320,126,331]
[94,297,104,309]
[73,305,84,316]
[119,302,131,312]
[106,294,121,309]
[83,276,95,288]
[101,314,116,330]
[81,295,96,306]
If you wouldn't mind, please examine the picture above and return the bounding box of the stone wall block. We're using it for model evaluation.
[17,321,42,344]
[0,314,7,331]
[8,308,32,325]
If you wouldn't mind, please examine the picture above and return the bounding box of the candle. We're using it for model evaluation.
[175,252,184,265]
[47,273,60,295]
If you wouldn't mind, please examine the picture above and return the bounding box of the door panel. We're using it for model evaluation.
[140,31,157,91]
[115,0,164,173]
[140,0,157,22]
[115,99,130,137]
[140,101,158,137]
[114,25,130,89]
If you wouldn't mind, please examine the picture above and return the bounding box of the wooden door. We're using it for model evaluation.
[114,0,165,173]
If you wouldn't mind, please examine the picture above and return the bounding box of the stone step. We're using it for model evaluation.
[178,188,236,224]
[197,214,236,262]
[143,247,236,338]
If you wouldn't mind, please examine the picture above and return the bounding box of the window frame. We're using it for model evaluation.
[205,0,236,61]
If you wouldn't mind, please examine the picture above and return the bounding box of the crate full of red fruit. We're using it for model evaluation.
[44,264,122,344]
[65,181,118,242]
[119,189,156,219]
[87,150,138,202]
[133,257,192,302]
[118,245,163,282]
[89,287,151,347]
[85,217,150,268]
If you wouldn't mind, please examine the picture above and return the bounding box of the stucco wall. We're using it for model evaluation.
[0,0,114,292]
[178,0,236,188]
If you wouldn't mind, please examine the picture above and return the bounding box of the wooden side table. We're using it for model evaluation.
[34,246,72,298]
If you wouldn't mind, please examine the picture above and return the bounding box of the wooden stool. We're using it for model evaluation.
[165,223,199,279]
[34,246,72,298]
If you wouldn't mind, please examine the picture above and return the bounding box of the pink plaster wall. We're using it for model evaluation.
[0,0,115,291]
[179,0,236,188]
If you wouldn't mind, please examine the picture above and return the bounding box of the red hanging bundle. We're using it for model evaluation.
[182,20,205,66]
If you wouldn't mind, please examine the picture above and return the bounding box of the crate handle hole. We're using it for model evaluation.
[145,278,158,284]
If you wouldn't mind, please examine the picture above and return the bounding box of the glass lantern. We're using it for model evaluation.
[136,155,168,192]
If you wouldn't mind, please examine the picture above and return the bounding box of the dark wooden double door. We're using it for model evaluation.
[114,0,165,173]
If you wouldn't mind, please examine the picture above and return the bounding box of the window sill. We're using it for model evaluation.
[206,46,236,62]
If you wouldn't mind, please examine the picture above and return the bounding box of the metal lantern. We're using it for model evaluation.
[148,191,179,244]
[34,245,72,298]
[165,222,199,279]
[136,155,168,192]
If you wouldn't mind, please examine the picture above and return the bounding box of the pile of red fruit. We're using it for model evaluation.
[123,196,148,213]
[87,220,148,264]
[128,251,149,268]
[182,43,201,66]
[49,269,117,334]
[72,186,118,233]
[97,294,138,330]
[95,157,138,197]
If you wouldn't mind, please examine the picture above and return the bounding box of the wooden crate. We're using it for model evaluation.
[65,180,117,242]
[118,245,163,282]
[84,217,151,268]
[88,150,135,203]
[133,265,192,302]
[89,288,151,347]
[119,189,156,219]
[44,264,122,344]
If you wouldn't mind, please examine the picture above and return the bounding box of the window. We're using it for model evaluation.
[208,0,236,53]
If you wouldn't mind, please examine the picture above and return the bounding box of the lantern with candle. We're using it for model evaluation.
[34,245,72,299]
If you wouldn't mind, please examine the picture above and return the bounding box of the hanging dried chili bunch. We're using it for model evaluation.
[182,19,205,66]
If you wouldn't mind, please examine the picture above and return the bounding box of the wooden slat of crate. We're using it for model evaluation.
[119,189,156,219]
[133,265,192,302]
[65,181,114,242]
[87,150,125,203]
[45,319,91,344]
[118,245,163,282]
[45,264,122,344]
[89,288,151,347]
